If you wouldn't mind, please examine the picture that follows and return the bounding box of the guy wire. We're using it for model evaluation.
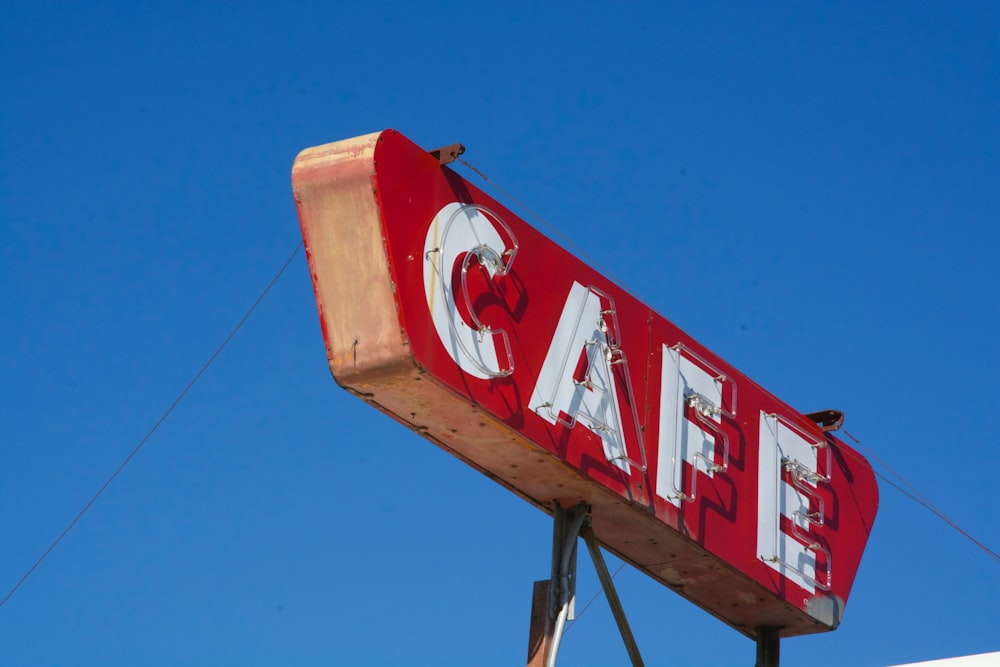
[0,242,303,609]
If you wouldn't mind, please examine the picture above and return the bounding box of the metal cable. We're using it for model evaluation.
[841,430,1000,566]
[455,157,644,307]
[563,562,627,634]
[0,241,303,609]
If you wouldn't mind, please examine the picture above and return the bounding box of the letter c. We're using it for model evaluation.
[423,202,517,379]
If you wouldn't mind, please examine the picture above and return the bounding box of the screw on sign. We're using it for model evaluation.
[291,130,879,640]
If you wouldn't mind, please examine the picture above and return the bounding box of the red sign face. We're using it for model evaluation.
[293,130,879,639]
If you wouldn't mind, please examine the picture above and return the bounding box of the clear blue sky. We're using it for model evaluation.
[2,2,998,666]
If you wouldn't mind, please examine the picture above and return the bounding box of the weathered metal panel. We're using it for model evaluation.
[292,129,879,639]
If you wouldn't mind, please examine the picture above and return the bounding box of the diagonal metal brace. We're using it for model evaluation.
[580,524,645,667]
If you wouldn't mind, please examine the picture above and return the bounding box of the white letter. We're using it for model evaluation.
[757,412,831,592]
[655,344,731,506]
[423,203,517,379]
[529,283,636,473]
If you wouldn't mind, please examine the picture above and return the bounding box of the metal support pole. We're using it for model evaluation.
[580,524,645,667]
[755,626,780,667]
[528,506,646,667]
[544,503,587,667]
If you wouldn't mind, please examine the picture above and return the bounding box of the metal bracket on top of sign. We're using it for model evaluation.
[805,409,845,433]
[429,143,465,165]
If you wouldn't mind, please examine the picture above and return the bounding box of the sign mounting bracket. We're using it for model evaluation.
[428,142,465,165]
[526,503,645,667]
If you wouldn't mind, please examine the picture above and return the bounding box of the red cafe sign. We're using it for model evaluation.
[292,130,879,639]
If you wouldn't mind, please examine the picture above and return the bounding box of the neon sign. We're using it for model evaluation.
[292,129,879,639]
